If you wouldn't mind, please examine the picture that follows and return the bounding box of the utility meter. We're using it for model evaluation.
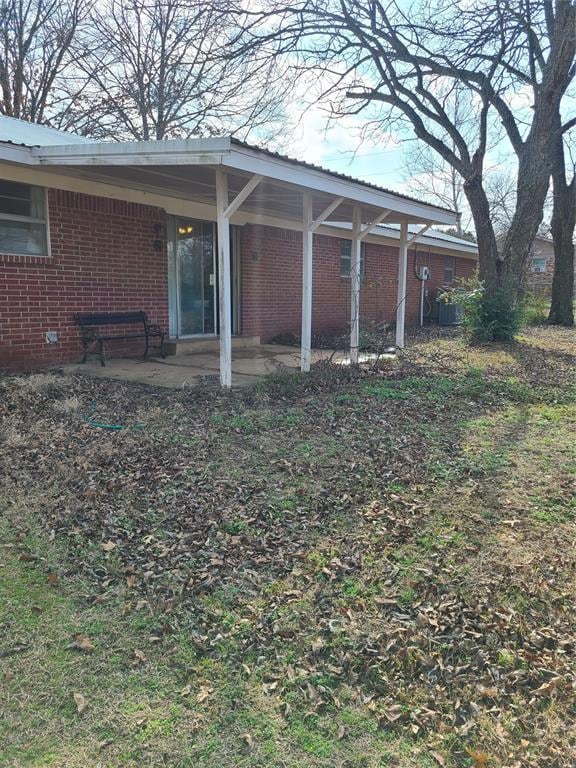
[418,266,431,280]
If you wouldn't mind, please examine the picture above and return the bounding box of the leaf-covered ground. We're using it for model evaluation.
[1,326,575,768]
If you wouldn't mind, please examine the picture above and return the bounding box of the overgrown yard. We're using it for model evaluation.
[1,327,575,768]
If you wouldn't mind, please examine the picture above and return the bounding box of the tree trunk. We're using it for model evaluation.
[548,180,575,325]
[463,176,499,289]
[499,145,551,294]
[548,112,575,326]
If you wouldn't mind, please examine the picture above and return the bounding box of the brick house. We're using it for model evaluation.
[0,116,478,383]
[523,234,576,293]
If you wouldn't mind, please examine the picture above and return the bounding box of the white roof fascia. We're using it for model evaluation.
[32,137,457,227]
[0,142,37,164]
[221,144,457,226]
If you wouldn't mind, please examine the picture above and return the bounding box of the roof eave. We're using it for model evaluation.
[31,138,457,227]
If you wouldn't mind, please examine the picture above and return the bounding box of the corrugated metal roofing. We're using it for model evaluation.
[0,116,454,217]
[0,115,93,147]
[230,138,454,215]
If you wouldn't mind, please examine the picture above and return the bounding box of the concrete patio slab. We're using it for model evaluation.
[60,344,360,389]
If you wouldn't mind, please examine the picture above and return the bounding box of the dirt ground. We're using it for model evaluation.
[1,325,575,768]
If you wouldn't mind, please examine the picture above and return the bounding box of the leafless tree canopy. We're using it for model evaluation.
[232,0,575,302]
[0,0,86,122]
[0,0,288,142]
[62,0,287,141]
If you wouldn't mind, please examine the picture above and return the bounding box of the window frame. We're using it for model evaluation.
[531,257,546,273]
[443,255,455,284]
[0,181,50,258]
[340,239,366,280]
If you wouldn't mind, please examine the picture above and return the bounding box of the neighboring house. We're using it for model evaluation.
[525,234,563,293]
[498,232,576,293]
[0,116,478,383]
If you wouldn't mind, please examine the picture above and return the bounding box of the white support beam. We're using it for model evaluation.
[396,221,409,349]
[216,169,232,387]
[310,196,345,232]
[358,209,392,241]
[223,174,264,218]
[301,191,314,372]
[407,224,431,247]
[350,206,362,365]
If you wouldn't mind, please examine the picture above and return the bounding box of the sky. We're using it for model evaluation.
[282,93,408,195]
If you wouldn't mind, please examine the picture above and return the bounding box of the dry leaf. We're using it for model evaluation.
[242,733,254,752]
[532,677,562,696]
[466,748,491,767]
[196,684,213,703]
[101,540,116,552]
[133,649,147,664]
[47,572,59,585]
[73,634,95,653]
[73,692,87,714]
[126,574,136,588]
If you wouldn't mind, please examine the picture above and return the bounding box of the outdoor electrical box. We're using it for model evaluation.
[418,266,431,280]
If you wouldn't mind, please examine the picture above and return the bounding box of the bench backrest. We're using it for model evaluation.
[74,311,148,327]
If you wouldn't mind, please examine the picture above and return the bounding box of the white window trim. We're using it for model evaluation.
[444,255,455,283]
[0,184,50,258]
[340,239,366,279]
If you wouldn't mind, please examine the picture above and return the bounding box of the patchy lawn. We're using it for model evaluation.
[1,326,575,768]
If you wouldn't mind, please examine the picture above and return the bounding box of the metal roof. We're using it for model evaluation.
[0,115,93,147]
[0,116,454,219]
[229,138,455,215]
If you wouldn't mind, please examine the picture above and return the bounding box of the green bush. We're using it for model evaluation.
[521,290,549,326]
[441,276,522,342]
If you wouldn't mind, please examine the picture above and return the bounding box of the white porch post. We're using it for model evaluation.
[301,191,313,372]
[350,206,362,364]
[396,221,408,349]
[216,169,232,387]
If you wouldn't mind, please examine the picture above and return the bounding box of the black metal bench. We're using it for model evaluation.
[74,311,165,366]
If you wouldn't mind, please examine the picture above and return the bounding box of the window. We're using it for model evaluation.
[444,255,455,283]
[340,239,366,279]
[532,257,546,273]
[0,180,48,256]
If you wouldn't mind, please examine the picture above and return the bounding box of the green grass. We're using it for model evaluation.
[1,326,575,767]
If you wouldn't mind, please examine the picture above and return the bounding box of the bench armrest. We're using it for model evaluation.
[144,321,163,336]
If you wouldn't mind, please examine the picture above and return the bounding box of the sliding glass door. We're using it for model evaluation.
[167,217,240,338]
[176,219,216,336]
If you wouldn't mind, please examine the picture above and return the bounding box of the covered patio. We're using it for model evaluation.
[6,134,458,384]
[61,341,379,389]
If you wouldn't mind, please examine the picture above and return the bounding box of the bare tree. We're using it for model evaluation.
[402,89,470,236]
[548,112,576,325]
[233,0,576,336]
[0,0,87,123]
[59,0,286,141]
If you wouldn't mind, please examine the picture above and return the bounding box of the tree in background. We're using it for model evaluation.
[62,0,286,141]
[0,0,287,143]
[0,0,87,123]
[401,89,469,237]
[233,0,575,338]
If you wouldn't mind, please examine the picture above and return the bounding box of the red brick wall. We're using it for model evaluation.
[1,190,477,372]
[240,224,476,341]
[0,190,168,371]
